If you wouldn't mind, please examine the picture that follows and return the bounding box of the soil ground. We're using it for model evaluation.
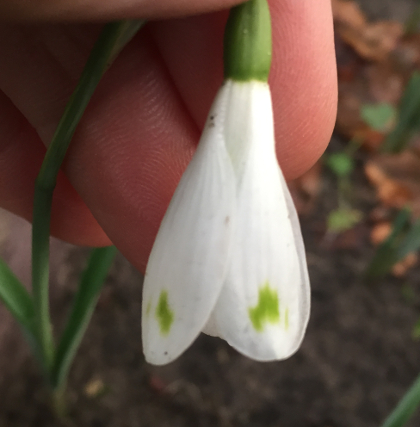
[1,1,420,426]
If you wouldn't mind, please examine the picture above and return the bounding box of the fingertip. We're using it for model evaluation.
[269,0,337,180]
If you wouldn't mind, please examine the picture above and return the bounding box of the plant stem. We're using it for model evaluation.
[31,20,145,378]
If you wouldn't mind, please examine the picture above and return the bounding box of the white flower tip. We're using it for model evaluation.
[219,279,309,362]
[143,289,198,366]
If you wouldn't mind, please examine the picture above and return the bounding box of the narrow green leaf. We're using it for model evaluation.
[51,246,117,389]
[412,317,420,340]
[381,373,420,427]
[0,257,35,333]
[405,5,420,35]
[397,218,420,259]
[382,72,420,153]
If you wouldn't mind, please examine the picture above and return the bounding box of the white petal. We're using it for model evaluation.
[212,80,311,361]
[142,86,236,365]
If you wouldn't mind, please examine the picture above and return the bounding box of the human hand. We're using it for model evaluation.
[0,0,337,272]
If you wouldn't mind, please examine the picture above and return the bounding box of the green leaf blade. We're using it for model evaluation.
[51,246,117,389]
[382,72,420,153]
[0,257,35,333]
[381,373,420,427]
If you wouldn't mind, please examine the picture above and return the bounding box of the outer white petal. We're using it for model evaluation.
[142,86,236,365]
[212,80,311,361]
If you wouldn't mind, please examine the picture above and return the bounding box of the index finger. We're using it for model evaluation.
[0,0,337,271]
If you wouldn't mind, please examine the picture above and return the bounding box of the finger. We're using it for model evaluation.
[0,91,111,246]
[270,0,337,178]
[0,25,197,264]
[1,0,243,22]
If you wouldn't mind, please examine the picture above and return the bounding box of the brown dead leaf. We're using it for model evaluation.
[332,0,403,62]
[333,2,420,146]
[365,151,420,216]
[395,33,420,71]
[332,0,365,28]
[365,160,412,209]
[392,252,418,277]
[370,221,392,246]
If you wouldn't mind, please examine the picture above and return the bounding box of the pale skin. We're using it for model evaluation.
[0,0,337,272]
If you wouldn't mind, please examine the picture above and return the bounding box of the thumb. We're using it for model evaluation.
[1,0,244,21]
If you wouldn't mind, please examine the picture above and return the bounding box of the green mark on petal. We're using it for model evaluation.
[155,291,174,335]
[248,283,280,332]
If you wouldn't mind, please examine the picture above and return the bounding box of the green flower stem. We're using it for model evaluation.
[51,246,117,390]
[223,0,272,82]
[31,20,145,376]
[381,373,420,427]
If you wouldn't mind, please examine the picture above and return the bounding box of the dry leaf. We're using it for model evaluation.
[370,221,392,246]
[365,151,420,216]
[332,0,365,28]
[392,252,418,277]
[365,160,412,209]
[332,0,403,61]
[395,33,420,71]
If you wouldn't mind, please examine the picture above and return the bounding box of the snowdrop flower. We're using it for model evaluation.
[142,0,310,365]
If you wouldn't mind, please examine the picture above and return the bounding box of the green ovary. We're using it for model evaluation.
[155,291,174,335]
[248,283,280,332]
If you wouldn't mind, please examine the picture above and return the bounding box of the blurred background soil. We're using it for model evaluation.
[1,0,420,426]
